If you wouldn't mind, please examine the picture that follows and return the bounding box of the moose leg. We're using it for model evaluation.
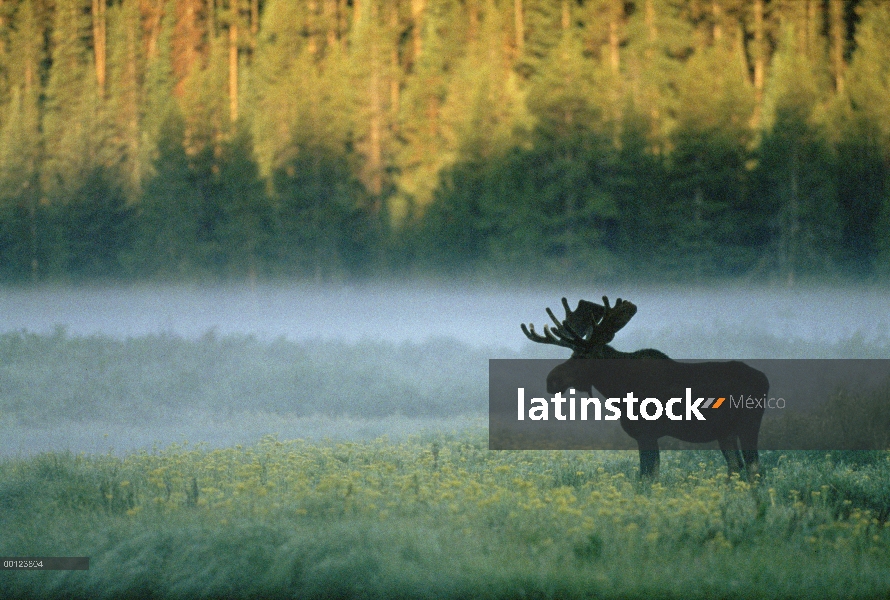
[739,428,761,482]
[637,438,660,480]
[718,435,743,477]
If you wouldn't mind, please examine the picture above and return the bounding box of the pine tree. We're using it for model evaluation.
[668,36,757,279]
[214,123,272,282]
[272,138,372,280]
[515,0,562,77]
[106,0,144,199]
[180,33,230,155]
[59,165,135,279]
[620,0,692,146]
[610,104,669,275]
[251,0,353,176]
[440,1,530,163]
[349,0,394,198]
[393,1,463,220]
[135,109,203,279]
[142,1,177,179]
[42,0,97,197]
[0,86,41,280]
[0,0,43,279]
[839,4,890,274]
[524,27,614,272]
[755,24,839,284]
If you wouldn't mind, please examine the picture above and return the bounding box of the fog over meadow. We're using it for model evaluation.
[1,282,889,456]
[3,282,889,349]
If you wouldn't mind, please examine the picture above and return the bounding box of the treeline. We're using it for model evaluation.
[0,0,888,283]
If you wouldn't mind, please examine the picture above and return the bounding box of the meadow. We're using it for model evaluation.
[0,304,889,598]
[1,433,889,599]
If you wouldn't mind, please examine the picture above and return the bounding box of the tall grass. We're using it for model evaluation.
[0,434,888,599]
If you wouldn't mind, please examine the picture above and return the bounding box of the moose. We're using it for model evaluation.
[521,296,769,479]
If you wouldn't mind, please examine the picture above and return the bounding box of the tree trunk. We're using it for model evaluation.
[514,0,523,55]
[124,2,141,193]
[0,0,6,56]
[645,0,657,50]
[806,0,819,60]
[609,0,620,75]
[338,0,347,49]
[229,8,238,122]
[324,0,338,49]
[390,3,400,121]
[712,0,722,42]
[92,0,107,97]
[173,0,203,96]
[829,0,844,94]
[362,1,383,197]
[307,0,318,56]
[251,0,259,45]
[411,0,425,63]
[468,0,479,43]
[788,147,800,287]
[752,0,764,128]
[145,0,164,60]
[29,188,38,280]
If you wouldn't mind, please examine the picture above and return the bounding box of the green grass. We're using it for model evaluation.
[1,434,889,599]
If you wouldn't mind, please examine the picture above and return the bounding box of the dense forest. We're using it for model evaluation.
[0,0,887,283]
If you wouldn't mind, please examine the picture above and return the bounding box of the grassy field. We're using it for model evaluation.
[1,433,889,599]
[1,329,889,598]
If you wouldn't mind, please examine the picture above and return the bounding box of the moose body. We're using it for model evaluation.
[523,297,769,479]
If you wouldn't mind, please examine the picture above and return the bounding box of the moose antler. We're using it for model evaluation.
[521,296,637,354]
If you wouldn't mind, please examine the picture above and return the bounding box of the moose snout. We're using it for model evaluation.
[546,367,575,394]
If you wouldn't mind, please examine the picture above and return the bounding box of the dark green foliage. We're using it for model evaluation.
[0,183,40,282]
[421,135,616,278]
[272,143,379,280]
[54,167,136,280]
[0,0,888,282]
[753,113,840,283]
[212,124,275,280]
[836,133,886,274]
[609,107,671,273]
[136,110,203,278]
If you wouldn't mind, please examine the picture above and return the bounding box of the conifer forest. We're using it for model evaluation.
[0,0,888,283]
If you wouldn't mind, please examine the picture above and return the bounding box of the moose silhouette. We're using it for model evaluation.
[522,297,769,479]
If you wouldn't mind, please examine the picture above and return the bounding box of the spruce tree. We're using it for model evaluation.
[0,0,43,280]
[42,0,96,197]
[669,36,757,279]
[837,4,890,275]
[393,3,462,220]
[106,0,144,199]
[135,108,204,279]
[215,123,272,281]
[755,24,839,284]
